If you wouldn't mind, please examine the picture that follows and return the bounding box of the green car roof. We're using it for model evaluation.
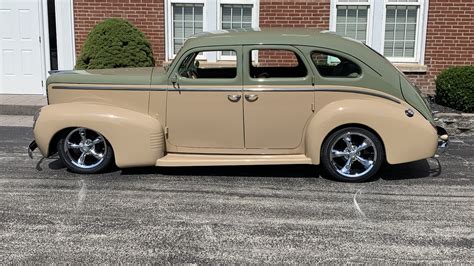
[183,28,385,65]
[180,28,401,84]
[185,28,363,49]
[177,28,401,93]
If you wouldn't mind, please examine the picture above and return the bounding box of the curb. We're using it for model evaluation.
[0,105,43,116]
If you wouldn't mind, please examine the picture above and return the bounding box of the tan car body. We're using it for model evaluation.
[35,85,437,168]
[34,29,440,169]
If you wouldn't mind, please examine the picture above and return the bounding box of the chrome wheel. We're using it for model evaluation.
[329,132,377,179]
[63,128,107,169]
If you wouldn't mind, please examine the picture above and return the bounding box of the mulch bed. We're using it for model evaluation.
[430,102,463,114]
[424,96,464,114]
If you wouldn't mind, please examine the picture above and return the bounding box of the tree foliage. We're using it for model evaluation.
[435,66,474,113]
[76,18,155,69]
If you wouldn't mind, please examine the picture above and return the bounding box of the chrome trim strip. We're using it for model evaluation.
[53,85,242,92]
[52,85,400,103]
[314,88,401,104]
[174,88,313,92]
[171,88,242,92]
[54,87,312,92]
[53,85,155,91]
[245,88,314,92]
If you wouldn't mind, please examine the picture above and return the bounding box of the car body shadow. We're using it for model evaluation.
[378,159,439,181]
[47,158,66,170]
[46,156,437,181]
[121,164,320,178]
[119,159,437,181]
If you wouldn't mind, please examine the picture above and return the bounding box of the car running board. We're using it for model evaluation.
[156,153,313,167]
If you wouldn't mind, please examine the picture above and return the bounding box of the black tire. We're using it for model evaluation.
[321,127,384,182]
[57,128,114,174]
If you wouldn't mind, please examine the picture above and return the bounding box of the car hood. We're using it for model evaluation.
[47,67,166,86]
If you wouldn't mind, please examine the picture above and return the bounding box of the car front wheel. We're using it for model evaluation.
[321,127,384,182]
[57,127,114,174]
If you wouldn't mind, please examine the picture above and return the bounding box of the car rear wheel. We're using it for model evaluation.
[321,127,384,182]
[57,128,114,174]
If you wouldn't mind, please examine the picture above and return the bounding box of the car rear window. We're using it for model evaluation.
[311,51,362,78]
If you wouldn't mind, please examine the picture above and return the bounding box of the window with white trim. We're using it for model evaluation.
[335,1,370,43]
[165,0,259,61]
[172,3,204,55]
[330,0,428,64]
[384,1,418,59]
[222,4,253,30]
[221,4,253,56]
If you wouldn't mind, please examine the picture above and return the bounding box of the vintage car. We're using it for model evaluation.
[29,29,448,182]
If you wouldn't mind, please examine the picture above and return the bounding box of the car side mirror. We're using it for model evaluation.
[170,73,178,83]
[170,73,180,90]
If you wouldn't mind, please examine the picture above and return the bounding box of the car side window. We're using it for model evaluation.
[311,52,362,78]
[249,49,307,78]
[177,50,237,79]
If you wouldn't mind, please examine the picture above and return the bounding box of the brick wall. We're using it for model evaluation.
[405,0,474,95]
[255,49,299,67]
[72,0,473,95]
[259,0,330,29]
[73,0,165,66]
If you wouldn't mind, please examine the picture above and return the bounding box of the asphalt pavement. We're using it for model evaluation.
[0,126,472,263]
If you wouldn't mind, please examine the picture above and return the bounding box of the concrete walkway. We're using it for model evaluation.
[0,94,47,116]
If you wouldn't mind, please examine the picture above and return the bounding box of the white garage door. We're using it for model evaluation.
[0,0,44,94]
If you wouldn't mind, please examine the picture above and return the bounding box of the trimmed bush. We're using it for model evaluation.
[435,66,474,113]
[76,18,155,70]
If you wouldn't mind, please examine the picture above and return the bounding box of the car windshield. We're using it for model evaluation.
[164,42,188,72]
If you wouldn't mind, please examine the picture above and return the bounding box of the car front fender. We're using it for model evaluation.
[34,103,165,168]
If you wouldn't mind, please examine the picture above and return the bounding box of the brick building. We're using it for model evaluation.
[1,0,472,95]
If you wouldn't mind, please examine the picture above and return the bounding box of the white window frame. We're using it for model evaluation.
[39,0,76,94]
[54,0,76,70]
[217,0,259,60]
[329,0,374,46]
[164,0,258,62]
[382,0,427,63]
[165,0,207,61]
[330,0,429,65]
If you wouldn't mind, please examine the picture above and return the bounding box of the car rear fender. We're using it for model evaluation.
[34,103,165,168]
[305,97,437,165]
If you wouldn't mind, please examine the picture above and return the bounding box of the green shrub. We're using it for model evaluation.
[435,66,474,113]
[75,18,155,70]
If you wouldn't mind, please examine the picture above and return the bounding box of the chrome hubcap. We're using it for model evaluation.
[330,132,377,178]
[64,128,107,169]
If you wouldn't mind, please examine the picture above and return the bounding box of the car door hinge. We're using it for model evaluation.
[39,36,41,43]
[311,103,315,112]
[41,80,44,87]
[164,127,169,139]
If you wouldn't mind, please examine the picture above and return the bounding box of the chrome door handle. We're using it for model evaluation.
[227,94,242,102]
[245,94,259,102]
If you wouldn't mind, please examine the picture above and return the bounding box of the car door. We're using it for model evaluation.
[165,46,244,150]
[242,45,314,149]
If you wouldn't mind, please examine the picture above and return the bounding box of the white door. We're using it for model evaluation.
[0,0,44,94]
